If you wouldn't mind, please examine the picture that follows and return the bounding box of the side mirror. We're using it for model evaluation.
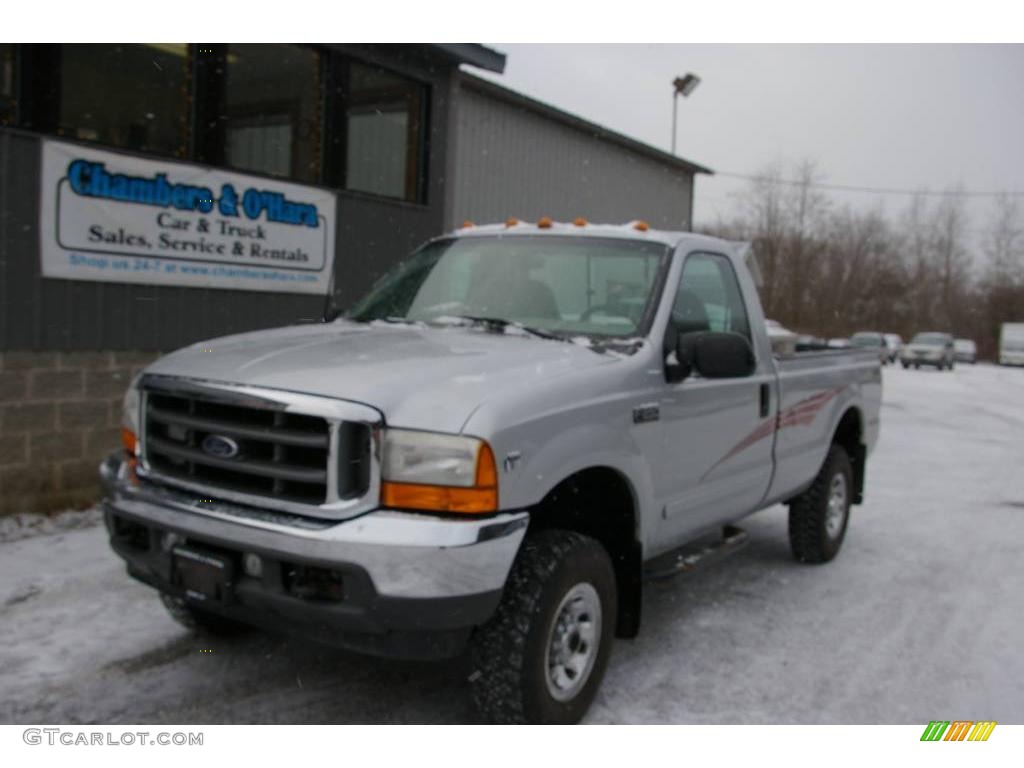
[667,331,756,382]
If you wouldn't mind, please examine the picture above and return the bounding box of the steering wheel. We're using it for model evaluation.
[579,303,641,323]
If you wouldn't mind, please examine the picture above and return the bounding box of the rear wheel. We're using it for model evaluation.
[788,444,853,564]
[469,530,617,724]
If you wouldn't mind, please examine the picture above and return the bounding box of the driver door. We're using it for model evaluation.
[655,252,775,547]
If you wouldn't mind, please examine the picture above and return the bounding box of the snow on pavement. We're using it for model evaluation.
[1,363,1022,723]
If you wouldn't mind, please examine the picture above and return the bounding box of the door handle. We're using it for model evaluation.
[759,383,770,418]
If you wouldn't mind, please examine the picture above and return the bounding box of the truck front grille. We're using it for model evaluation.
[143,389,370,507]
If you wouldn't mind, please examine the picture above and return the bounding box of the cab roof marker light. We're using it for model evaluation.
[461,220,474,228]
[505,217,520,227]
[537,216,553,229]
[573,217,588,227]
[633,220,650,232]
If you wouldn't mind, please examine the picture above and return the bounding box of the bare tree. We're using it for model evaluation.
[985,193,1023,285]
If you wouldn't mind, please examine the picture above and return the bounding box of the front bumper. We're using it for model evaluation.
[901,353,943,366]
[100,452,528,659]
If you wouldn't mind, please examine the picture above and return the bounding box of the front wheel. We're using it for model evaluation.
[788,444,853,563]
[469,530,617,724]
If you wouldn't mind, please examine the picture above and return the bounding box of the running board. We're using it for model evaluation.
[643,525,749,581]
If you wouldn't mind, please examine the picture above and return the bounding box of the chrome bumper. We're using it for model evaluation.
[100,452,528,601]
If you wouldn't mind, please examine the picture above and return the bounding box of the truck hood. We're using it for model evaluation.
[144,320,619,433]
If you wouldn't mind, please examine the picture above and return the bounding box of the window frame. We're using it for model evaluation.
[6,44,431,203]
[0,43,17,126]
[664,249,757,368]
[334,57,430,205]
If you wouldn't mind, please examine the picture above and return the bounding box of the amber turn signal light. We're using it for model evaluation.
[121,428,138,456]
[380,442,499,515]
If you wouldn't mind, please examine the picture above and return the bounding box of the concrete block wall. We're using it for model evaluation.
[0,351,158,515]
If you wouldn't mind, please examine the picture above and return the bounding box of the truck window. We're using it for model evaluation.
[673,252,752,341]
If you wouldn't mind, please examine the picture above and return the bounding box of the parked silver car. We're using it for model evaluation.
[953,338,977,364]
[883,333,903,363]
[901,332,956,370]
[851,332,890,365]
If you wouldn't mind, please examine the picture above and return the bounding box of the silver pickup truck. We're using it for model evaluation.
[101,221,881,723]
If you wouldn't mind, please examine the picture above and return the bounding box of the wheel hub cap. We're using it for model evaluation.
[545,582,601,702]
[825,472,848,538]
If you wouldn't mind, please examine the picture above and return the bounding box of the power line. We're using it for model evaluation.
[710,170,1024,198]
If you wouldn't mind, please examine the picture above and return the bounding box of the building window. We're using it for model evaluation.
[223,44,322,184]
[345,61,426,203]
[0,44,14,125]
[58,44,189,157]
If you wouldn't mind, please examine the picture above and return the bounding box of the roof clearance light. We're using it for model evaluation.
[537,216,553,229]
[505,217,520,227]
[633,220,650,232]
[574,217,588,227]
[461,220,474,228]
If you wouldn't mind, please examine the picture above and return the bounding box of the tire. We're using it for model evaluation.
[788,444,853,564]
[469,530,617,724]
[159,592,250,636]
[901,362,909,370]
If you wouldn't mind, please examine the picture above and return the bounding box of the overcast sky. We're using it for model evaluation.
[474,44,1024,234]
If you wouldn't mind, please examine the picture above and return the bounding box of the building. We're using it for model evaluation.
[451,73,710,230]
[0,43,710,515]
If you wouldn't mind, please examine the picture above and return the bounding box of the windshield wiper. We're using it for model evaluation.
[346,316,422,325]
[436,315,568,342]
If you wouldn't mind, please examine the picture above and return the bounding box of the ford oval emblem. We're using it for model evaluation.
[201,434,240,459]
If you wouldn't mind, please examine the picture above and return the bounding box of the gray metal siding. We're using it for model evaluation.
[452,86,694,230]
[0,60,453,352]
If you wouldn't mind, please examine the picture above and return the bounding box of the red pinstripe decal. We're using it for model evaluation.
[700,386,844,480]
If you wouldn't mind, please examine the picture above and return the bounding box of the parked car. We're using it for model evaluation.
[100,221,881,724]
[999,322,1024,366]
[901,332,956,370]
[953,338,977,364]
[883,333,903,363]
[850,332,891,365]
[795,334,828,352]
[765,319,799,356]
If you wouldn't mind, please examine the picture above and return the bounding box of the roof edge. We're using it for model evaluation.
[459,72,713,176]
[430,44,506,74]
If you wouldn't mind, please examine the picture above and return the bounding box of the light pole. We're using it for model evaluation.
[671,73,701,155]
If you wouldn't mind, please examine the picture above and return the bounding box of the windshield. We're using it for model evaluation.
[851,333,882,347]
[911,333,948,346]
[346,235,669,338]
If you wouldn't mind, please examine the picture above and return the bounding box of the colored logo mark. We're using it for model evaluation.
[920,721,996,742]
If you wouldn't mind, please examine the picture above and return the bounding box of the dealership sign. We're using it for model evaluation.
[39,140,336,294]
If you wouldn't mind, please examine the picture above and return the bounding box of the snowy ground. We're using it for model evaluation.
[1,363,1022,724]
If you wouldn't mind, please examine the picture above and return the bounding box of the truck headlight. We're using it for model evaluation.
[380,429,498,514]
[120,374,142,456]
